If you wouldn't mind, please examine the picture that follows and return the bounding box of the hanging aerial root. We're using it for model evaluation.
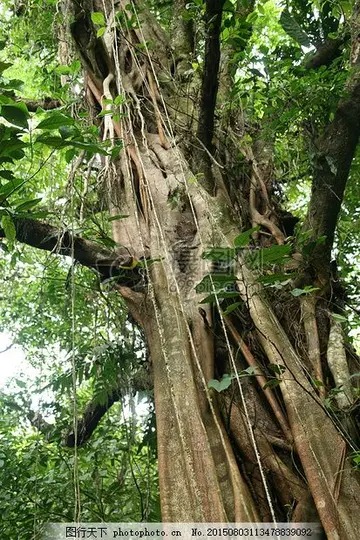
[225,316,293,443]
[147,70,169,149]
[236,263,360,540]
[300,295,325,397]
[327,316,354,409]
[244,146,285,245]
[224,394,307,507]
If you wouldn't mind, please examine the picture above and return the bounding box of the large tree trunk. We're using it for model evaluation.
[66,0,360,537]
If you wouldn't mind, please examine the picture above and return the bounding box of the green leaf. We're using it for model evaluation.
[195,273,236,293]
[36,113,75,130]
[108,214,130,221]
[242,366,257,377]
[0,178,25,201]
[332,313,347,323]
[54,65,72,75]
[0,170,15,180]
[69,139,109,156]
[263,378,281,389]
[258,273,293,285]
[202,247,235,261]
[279,9,311,47]
[1,104,29,129]
[15,198,42,212]
[0,61,12,74]
[91,11,106,26]
[290,288,307,297]
[1,214,16,244]
[248,244,292,267]
[114,95,126,106]
[35,135,65,148]
[222,302,242,315]
[199,291,239,304]
[290,286,319,297]
[246,11,258,23]
[65,148,76,163]
[233,226,259,248]
[97,27,106,38]
[268,364,286,375]
[208,374,232,392]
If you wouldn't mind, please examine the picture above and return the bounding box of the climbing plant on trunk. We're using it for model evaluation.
[2,0,360,537]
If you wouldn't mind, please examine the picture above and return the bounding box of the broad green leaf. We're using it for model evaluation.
[233,226,259,248]
[208,374,232,392]
[247,244,292,267]
[280,9,311,47]
[263,378,281,389]
[0,139,27,159]
[291,286,319,297]
[0,178,24,201]
[97,27,106,38]
[290,288,307,297]
[15,198,42,212]
[0,61,12,74]
[0,95,14,105]
[1,104,29,129]
[36,113,75,130]
[54,65,72,75]
[202,247,235,261]
[332,313,347,323]
[91,11,106,26]
[0,170,15,180]
[196,273,236,293]
[35,135,65,148]
[69,139,109,155]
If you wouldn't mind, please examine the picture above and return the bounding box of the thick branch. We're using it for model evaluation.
[65,388,122,447]
[303,80,360,279]
[22,98,62,112]
[305,37,345,70]
[3,217,143,287]
[303,8,360,281]
[64,369,152,447]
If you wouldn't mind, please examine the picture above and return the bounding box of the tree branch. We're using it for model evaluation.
[22,98,63,112]
[303,8,360,281]
[196,0,225,156]
[2,217,143,287]
[305,37,345,70]
[64,388,122,447]
[303,82,360,280]
[64,368,152,447]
